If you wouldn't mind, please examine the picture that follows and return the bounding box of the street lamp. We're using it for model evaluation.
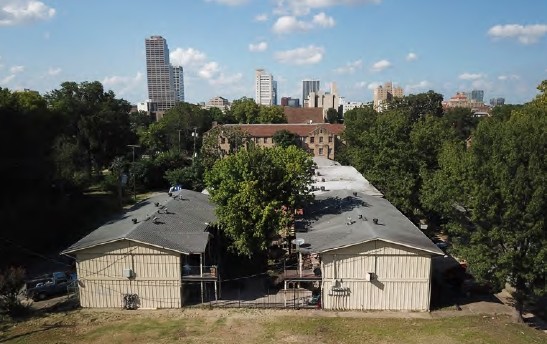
[127,144,140,202]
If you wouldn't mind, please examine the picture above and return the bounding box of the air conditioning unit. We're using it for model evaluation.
[123,268,134,279]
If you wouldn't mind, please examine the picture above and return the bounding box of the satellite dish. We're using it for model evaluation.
[291,238,305,246]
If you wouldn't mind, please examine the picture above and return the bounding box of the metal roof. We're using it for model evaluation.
[297,190,443,255]
[61,189,217,255]
[312,157,383,196]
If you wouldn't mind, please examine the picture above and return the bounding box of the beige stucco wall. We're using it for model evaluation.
[75,240,182,309]
[320,240,432,311]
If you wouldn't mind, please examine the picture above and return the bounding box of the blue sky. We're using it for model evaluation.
[0,0,546,105]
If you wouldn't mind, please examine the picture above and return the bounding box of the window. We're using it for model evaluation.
[264,137,268,144]
[319,148,324,155]
[310,137,315,143]
[319,136,323,143]
[328,136,333,143]
[221,137,226,144]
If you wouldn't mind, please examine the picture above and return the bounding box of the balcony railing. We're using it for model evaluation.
[182,265,218,280]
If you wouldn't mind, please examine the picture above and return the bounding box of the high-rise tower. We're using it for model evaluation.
[172,65,185,102]
[255,69,274,106]
[302,79,320,107]
[145,36,176,112]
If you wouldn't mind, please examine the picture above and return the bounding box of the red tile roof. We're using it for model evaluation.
[284,107,324,124]
[220,124,345,137]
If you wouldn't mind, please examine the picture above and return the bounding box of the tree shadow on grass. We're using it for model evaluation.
[0,323,75,343]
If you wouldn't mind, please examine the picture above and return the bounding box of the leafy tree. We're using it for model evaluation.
[442,107,479,140]
[230,97,260,123]
[164,159,204,191]
[389,91,444,121]
[205,146,314,256]
[272,129,300,148]
[258,105,287,123]
[0,267,26,315]
[201,125,250,171]
[423,83,546,321]
[326,107,341,124]
[46,81,133,178]
[209,107,236,124]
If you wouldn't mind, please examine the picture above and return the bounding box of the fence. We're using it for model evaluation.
[184,276,320,309]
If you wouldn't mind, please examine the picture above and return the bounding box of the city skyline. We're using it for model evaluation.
[1,0,546,105]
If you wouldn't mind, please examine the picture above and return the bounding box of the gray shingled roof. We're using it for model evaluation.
[61,189,217,255]
[297,190,443,255]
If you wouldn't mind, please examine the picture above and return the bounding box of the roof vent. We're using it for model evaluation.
[320,186,325,191]
[353,192,357,197]
[154,202,160,207]
[131,218,138,224]
[373,218,379,225]
[152,217,159,224]
[321,178,325,182]
[358,214,362,219]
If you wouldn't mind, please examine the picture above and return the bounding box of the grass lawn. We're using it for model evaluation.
[1,309,545,344]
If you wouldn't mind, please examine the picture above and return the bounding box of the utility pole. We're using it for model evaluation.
[177,129,182,153]
[191,127,198,163]
[127,145,140,202]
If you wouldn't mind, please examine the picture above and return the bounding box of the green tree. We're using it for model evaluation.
[230,97,260,123]
[0,267,26,315]
[423,84,546,321]
[200,125,250,171]
[326,107,341,124]
[272,129,300,148]
[389,91,444,121]
[442,107,479,140]
[205,146,314,256]
[258,105,287,123]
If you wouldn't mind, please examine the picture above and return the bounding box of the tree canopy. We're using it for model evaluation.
[272,129,300,148]
[205,146,314,256]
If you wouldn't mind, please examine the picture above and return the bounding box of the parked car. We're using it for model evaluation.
[25,271,77,301]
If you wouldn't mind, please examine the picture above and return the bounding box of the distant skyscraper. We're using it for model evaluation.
[302,79,320,107]
[490,97,505,106]
[471,90,484,103]
[272,80,278,106]
[373,82,403,111]
[145,35,176,112]
[172,65,185,102]
[255,69,275,106]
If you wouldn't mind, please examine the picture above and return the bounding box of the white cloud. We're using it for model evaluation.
[370,59,391,72]
[198,61,220,79]
[170,47,207,66]
[334,59,362,74]
[367,82,381,90]
[0,0,55,26]
[47,67,61,76]
[102,72,144,99]
[354,81,367,89]
[272,15,312,34]
[9,65,24,73]
[458,72,484,80]
[272,12,335,34]
[274,0,381,16]
[1,74,15,84]
[274,45,324,65]
[406,52,417,61]
[254,13,268,22]
[249,41,268,52]
[498,74,519,81]
[405,80,431,93]
[209,72,243,86]
[204,0,248,5]
[488,24,547,44]
[312,12,335,28]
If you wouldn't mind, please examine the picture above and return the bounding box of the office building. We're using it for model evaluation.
[490,97,505,106]
[203,96,230,112]
[307,82,341,118]
[172,65,185,102]
[471,90,484,103]
[145,35,177,112]
[303,79,320,107]
[373,82,403,111]
[255,69,275,106]
[281,97,300,108]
